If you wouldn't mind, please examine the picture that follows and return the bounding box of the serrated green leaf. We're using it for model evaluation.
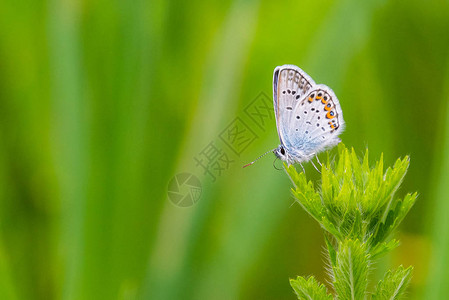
[321,216,344,240]
[374,157,410,222]
[335,147,346,179]
[393,192,417,229]
[347,211,364,239]
[321,164,334,208]
[372,193,417,245]
[372,207,396,245]
[290,171,324,223]
[285,164,301,187]
[290,276,333,300]
[286,144,416,300]
[362,148,370,185]
[324,234,337,267]
[372,266,413,300]
[351,148,363,190]
[287,144,415,249]
[370,239,400,260]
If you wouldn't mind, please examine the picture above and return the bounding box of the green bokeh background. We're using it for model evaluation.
[0,0,449,299]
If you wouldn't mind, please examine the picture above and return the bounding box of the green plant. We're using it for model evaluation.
[286,144,416,300]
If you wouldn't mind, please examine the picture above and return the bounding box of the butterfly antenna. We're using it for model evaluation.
[243,148,276,168]
[315,155,322,167]
[299,163,305,174]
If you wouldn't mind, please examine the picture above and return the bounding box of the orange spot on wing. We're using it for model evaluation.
[308,97,313,103]
[326,111,335,119]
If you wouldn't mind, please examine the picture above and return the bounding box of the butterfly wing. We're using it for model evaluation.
[273,65,315,146]
[286,85,345,159]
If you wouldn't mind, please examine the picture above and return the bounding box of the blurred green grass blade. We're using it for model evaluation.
[425,60,449,299]
[49,0,166,298]
[106,1,160,298]
[0,240,17,300]
[48,0,86,298]
[142,0,261,298]
[0,0,61,297]
[0,134,17,299]
[305,0,384,86]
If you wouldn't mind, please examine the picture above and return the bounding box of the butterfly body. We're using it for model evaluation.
[272,65,345,165]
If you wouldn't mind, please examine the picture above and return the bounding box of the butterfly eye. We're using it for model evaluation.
[280,147,285,155]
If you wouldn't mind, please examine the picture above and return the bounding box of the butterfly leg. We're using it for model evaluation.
[315,155,322,167]
[273,157,283,171]
[310,160,321,174]
[299,163,306,174]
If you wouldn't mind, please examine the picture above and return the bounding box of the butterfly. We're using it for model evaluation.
[244,65,345,169]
